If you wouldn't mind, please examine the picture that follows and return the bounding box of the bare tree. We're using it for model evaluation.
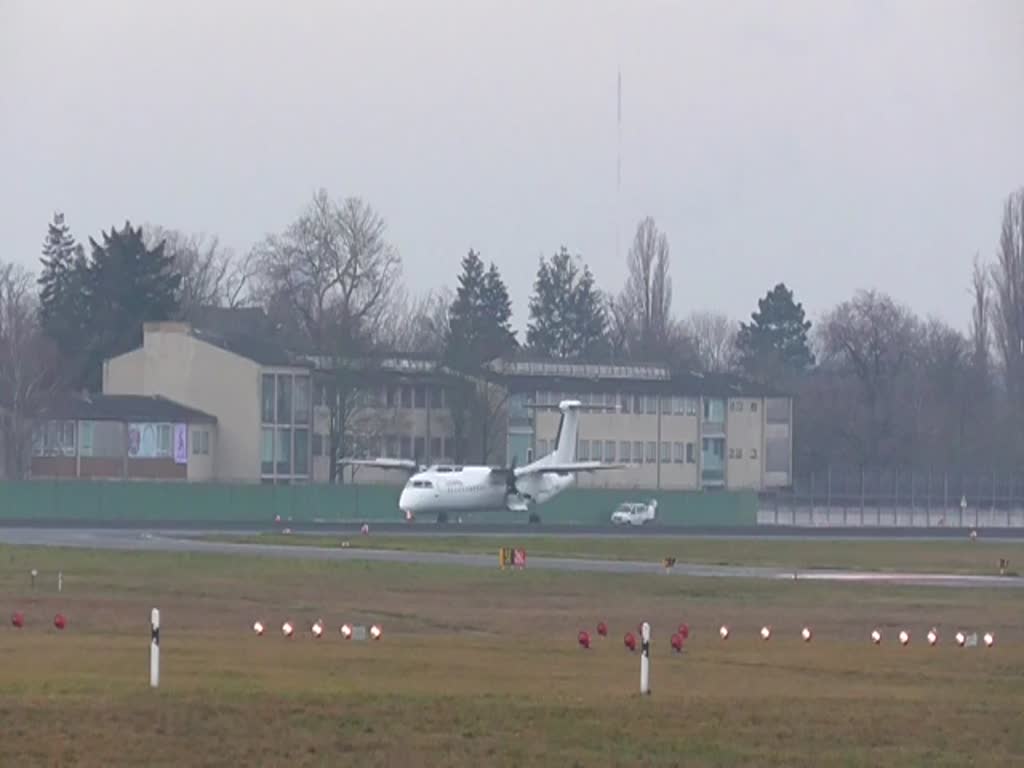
[617,217,673,359]
[143,225,255,315]
[387,286,452,357]
[817,290,922,465]
[252,189,402,353]
[0,263,56,479]
[990,187,1024,456]
[970,253,991,372]
[681,311,738,373]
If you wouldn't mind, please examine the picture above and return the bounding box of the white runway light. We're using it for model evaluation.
[340,623,353,639]
[370,624,382,640]
[955,631,966,647]
[719,625,729,640]
[927,629,938,646]
[983,632,995,647]
[801,627,812,642]
[311,620,323,638]
[760,626,771,641]
[871,629,882,645]
[253,621,264,636]
[899,630,910,646]
[282,621,294,638]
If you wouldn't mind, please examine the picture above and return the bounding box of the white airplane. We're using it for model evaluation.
[339,399,624,522]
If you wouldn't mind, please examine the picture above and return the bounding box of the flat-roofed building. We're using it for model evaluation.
[486,357,792,491]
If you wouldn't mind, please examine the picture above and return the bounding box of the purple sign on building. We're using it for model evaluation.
[174,424,188,464]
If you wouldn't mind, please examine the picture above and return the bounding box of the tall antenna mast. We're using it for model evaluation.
[616,68,622,263]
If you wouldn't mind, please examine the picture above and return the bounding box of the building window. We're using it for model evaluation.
[276,428,291,474]
[386,386,397,408]
[619,441,630,463]
[578,440,590,460]
[414,436,426,461]
[400,386,413,409]
[645,441,656,463]
[645,396,657,415]
[686,398,698,416]
[537,439,548,456]
[592,440,603,461]
[442,437,453,460]
[312,434,323,457]
[191,429,207,455]
[400,436,412,459]
[414,385,426,408]
[157,424,172,457]
[633,441,643,464]
[750,447,759,459]
[686,442,696,463]
[605,440,616,462]
[261,374,275,423]
[261,428,274,475]
[660,396,672,415]
[430,387,445,409]
[633,395,643,414]
[620,393,631,414]
[276,375,292,424]
[660,441,670,463]
[294,376,311,424]
[604,393,617,409]
[751,401,758,412]
[294,429,309,475]
[673,442,684,463]
[429,436,441,460]
[704,398,725,423]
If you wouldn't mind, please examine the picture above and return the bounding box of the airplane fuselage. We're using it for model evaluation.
[398,464,576,517]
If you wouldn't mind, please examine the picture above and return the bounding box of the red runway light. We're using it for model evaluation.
[596,621,608,637]
[678,623,689,640]
[670,633,683,653]
[578,630,591,649]
[11,611,24,628]
[53,614,66,630]
[624,632,636,652]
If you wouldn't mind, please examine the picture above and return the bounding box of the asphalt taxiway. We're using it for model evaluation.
[0,526,1021,590]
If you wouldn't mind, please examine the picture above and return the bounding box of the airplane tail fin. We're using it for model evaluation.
[553,400,582,463]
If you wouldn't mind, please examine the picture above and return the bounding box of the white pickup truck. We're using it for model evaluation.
[610,499,657,526]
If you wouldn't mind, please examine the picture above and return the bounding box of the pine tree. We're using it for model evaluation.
[38,212,88,360]
[736,283,814,381]
[526,247,608,359]
[85,223,182,373]
[445,250,517,369]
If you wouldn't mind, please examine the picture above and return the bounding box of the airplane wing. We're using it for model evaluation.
[515,461,626,476]
[337,457,421,473]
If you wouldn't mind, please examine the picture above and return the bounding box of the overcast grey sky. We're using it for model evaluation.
[2,0,1023,333]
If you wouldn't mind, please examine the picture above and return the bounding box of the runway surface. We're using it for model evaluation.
[1,526,1021,590]
[3,519,1024,540]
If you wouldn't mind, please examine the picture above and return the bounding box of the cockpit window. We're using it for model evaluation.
[410,479,434,489]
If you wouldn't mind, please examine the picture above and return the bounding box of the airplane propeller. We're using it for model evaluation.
[504,455,519,498]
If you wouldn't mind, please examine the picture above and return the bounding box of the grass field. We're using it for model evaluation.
[2,542,1022,767]
[202,532,1024,576]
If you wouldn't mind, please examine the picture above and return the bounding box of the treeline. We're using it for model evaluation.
[1,186,1023,478]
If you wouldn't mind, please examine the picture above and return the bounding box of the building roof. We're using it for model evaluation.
[37,393,217,424]
[191,327,304,368]
[190,306,276,338]
[484,356,786,397]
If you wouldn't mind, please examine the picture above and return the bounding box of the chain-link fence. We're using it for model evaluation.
[759,467,1024,528]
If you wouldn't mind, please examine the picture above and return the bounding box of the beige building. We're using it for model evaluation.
[98,311,793,491]
[103,319,328,484]
[491,358,792,492]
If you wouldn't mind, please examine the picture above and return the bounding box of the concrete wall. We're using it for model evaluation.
[758,503,1024,528]
[0,479,757,526]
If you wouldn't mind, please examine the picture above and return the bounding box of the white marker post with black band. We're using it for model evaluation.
[640,621,651,695]
[150,608,160,688]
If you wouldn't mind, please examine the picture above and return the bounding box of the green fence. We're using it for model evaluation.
[0,481,756,527]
